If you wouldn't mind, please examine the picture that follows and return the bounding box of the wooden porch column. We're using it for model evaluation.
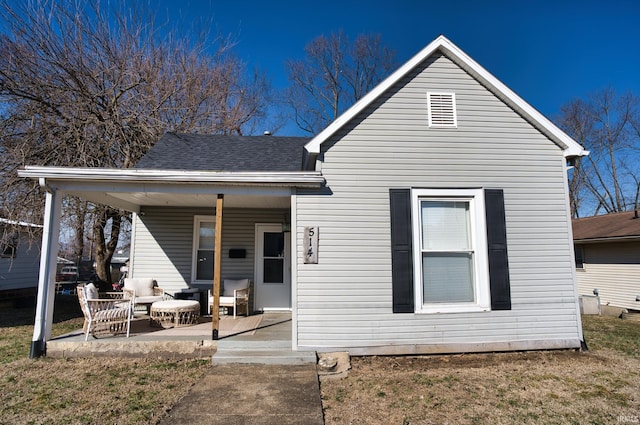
[212,194,223,340]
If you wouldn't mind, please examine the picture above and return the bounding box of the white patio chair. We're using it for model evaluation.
[77,283,132,341]
[122,278,165,313]
[208,279,251,318]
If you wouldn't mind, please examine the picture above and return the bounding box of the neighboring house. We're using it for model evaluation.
[573,211,640,311]
[0,218,42,298]
[20,35,589,357]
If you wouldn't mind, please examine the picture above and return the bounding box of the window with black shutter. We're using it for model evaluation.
[390,188,511,313]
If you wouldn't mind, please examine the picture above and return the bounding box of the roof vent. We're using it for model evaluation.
[427,92,457,127]
[263,131,272,136]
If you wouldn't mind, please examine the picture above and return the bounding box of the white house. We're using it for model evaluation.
[0,218,42,299]
[20,35,588,358]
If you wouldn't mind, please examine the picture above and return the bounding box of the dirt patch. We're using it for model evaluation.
[321,349,640,425]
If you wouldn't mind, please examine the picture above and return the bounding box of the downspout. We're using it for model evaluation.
[564,157,586,350]
[30,178,62,358]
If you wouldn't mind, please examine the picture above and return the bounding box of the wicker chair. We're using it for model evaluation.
[121,278,165,313]
[77,284,132,341]
[208,279,251,319]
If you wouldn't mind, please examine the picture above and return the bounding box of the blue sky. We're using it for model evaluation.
[160,0,638,135]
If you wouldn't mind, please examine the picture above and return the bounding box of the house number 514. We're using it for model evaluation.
[304,226,318,264]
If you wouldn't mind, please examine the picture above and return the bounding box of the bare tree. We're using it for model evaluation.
[557,88,640,217]
[0,0,272,284]
[285,30,397,134]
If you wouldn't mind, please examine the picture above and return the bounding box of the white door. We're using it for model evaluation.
[254,224,291,310]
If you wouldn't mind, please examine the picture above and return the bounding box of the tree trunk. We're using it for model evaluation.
[92,208,122,290]
[72,199,86,266]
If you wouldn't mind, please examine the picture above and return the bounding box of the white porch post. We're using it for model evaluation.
[30,188,62,358]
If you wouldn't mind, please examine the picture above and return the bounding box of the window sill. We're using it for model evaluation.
[415,304,491,314]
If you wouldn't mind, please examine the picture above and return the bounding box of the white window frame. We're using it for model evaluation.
[191,215,216,284]
[411,188,490,313]
[427,92,458,128]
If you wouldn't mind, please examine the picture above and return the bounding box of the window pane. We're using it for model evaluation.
[264,232,284,258]
[574,245,584,269]
[196,249,214,280]
[198,222,215,250]
[421,201,470,250]
[423,252,474,303]
[264,258,284,283]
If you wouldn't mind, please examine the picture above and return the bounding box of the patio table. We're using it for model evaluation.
[150,300,200,329]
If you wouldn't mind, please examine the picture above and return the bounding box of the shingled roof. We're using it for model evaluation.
[135,133,310,172]
[572,211,640,242]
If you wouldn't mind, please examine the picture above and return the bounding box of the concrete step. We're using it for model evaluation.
[212,347,318,365]
[216,339,292,350]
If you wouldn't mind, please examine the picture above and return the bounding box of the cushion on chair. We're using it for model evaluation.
[123,278,155,297]
[219,296,235,306]
[85,282,98,300]
[134,295,164,305]
[222,279,249,296]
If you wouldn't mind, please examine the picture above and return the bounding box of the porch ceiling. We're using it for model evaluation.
[72,190,291,209]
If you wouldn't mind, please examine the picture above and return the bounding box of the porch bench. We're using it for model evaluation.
[150,300,200,329]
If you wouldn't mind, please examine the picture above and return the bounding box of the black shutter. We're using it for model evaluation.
[485,189,511,310]
[389,189,414,313]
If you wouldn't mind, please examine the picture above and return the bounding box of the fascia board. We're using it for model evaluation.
[305,36,445,155]
[575,236,640,244]
[18,166,325,187]
[437,42,587,158]
[304,35,588,159]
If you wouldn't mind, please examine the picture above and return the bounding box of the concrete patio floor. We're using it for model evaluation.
[45,312,301,360]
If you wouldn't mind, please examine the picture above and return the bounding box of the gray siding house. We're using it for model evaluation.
[0,218,42,296]
[20,35,588,357]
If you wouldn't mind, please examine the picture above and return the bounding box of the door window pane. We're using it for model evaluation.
[264,232,284,257]
[199,222,215,250]
[197,250,214,280]
[194,220,215,281]
[264,258,284,283]
[263,232,284,283]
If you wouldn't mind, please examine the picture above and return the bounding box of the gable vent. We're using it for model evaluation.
[427,92,457,127]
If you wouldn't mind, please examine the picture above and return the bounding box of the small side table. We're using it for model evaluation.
[175,289,208,315]
[150,300,200,328]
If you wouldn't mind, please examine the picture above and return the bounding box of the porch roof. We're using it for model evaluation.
[19,166,325,212]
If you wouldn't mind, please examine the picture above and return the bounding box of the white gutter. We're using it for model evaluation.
[18,166,325,187]
[0,217,43,228]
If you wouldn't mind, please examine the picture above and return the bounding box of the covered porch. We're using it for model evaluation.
[44,311,314,363]
[18,166,324,358]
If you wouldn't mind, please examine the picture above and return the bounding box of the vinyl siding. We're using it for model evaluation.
[576,241,640,310]
[0,233,40,291]
[131,206,288,297]
[295,53,581,351]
